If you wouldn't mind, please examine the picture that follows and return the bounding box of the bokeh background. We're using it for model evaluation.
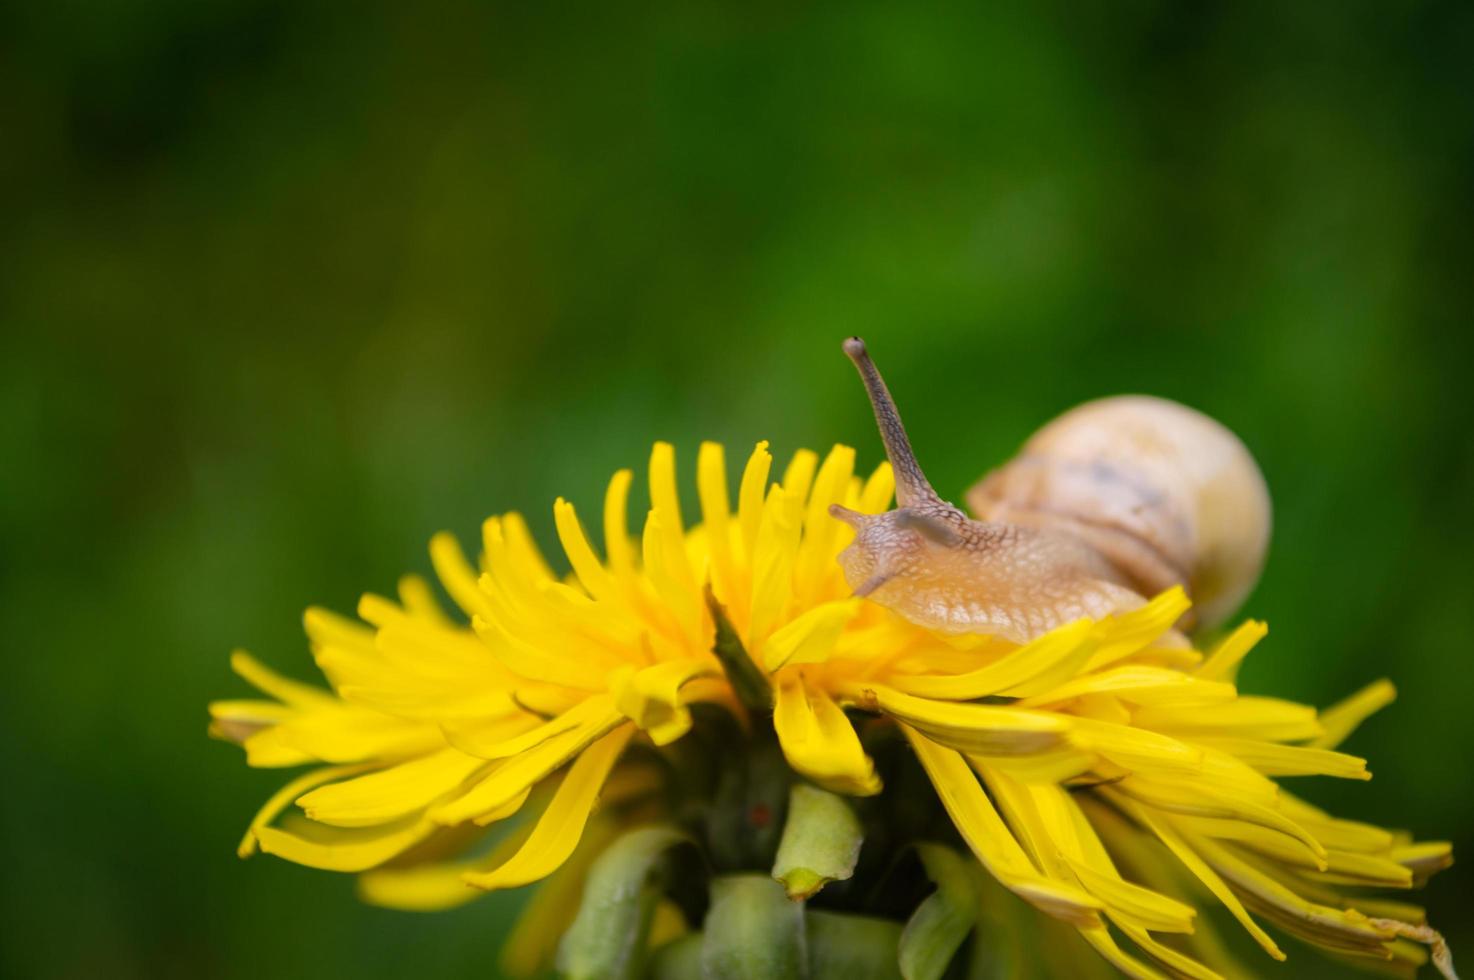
[3,1,1472,977]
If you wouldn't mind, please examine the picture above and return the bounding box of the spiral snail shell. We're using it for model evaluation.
[830,337,1271,643]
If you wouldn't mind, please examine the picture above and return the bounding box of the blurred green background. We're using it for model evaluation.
[3,1,1472,977]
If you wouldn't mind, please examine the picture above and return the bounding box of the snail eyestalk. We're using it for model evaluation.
[842,337,939,508]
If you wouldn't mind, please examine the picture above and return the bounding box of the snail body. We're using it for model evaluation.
[830,338,1270,644]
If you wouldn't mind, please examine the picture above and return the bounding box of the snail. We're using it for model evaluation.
[829,337,1271,644]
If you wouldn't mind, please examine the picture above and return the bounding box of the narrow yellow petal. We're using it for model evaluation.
[1186,832,1400,954]
[641,508,701,641]
[610,659,714,745]
[1014,665,1235,709]
[462,725,634,890]
[781,448,819,503]
[302,606,376,654]
[748,485,798,645]
[430,706,624,825]
[229,650,335,707]
[1115,922,1222,980]
[1192,738,1369,780]
[602,469,636,576]
[697,441,736,597]
[208,699,294,747]
[889,619,1098,701]
[1196,620,1268,682]
[1133,697,1323,742]
[648,443,698,600]
[501,511,557,584]
[794,445,855,600]
[396,573,453,626]
[857,461,894,514]
[1076,924,1172,980]
[1086,587,1192,670]
[736,441,773,559]
[868,685,1069,756]
[554,498,618,601]
[1117,776,1325,864]
[773,674,881,796]
[1311,679,1396,751]
[990,770,1195,934]
[763,599,861,670]
[255,814,440,872]
[900,725,1102,925]
[453,696,618,761]
[236,764,372,857]
[1112,793,1285,961]
[430,532,493,619]
[296,748,487,827]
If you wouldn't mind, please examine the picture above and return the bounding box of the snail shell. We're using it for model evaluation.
[966,396,1271,630]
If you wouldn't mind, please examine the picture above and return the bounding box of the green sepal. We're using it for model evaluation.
[898,843,980,980]
[705,585,773,710]
[650,932,704,980]
[807,909,904,980]
[772,783,863,900]
[555,825,692,980]
[702,873,808,979]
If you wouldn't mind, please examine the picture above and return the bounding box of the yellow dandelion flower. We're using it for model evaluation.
[210,338,1455,979]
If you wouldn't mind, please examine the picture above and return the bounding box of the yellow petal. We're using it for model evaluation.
[869,685,1069,756]
[736,441,773,560]
[774,674,881,795]
[763,599,861,670]
[1186,832,1400,955]
[1310,679,1396,751]
[358,820,533,911]
[1086,587,1192,671]
[781,448,818,503]
[1133,697,1323,742]
[462,725,634,890]
[856,461,894,514]
[647,445,697,598]
[1192,738,1369,780]
[236,764,372,857]
[1195,620,1268,683]
[255,814,440,872]
[1111,794,1285,961]
[793,445,855,601]
[610,659,714,745]
[748,485,799,645]
[296,748,487,827]
[697,441,738,595]
[1076,923,1172,980]
[229,650,336,707]
[396,573,453,626]
[429,532,493,620]
[900,725,1101,926]
[1014,665,1235,709]
[983,768,1195,935]
[554,498,619,602]
[889,619,1098,701]
[429,705,624,826]
[452,696,619,760]
[1116,776,1325,865]
[602,468,636,576]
